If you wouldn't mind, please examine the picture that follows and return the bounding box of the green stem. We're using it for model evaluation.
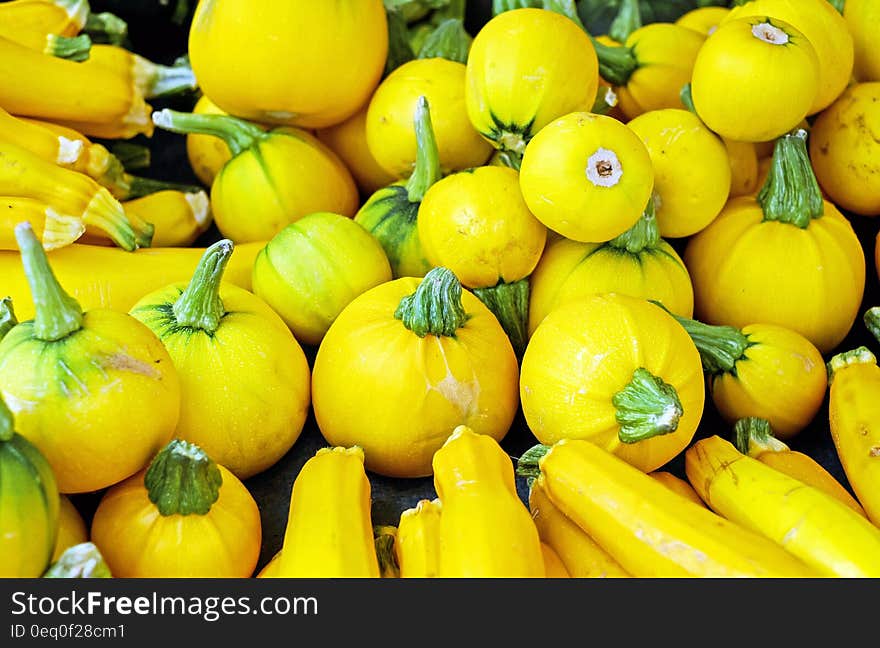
[591,37,639,87]
[472,278,530,357]
[145,439,222,516]
[14,222,83,342]
[827,346,877,384]
[435,0,466,21]
[542,0,586,29]
[608,198,659,254]
[0,297,18,341]
[828,0,845,13]
[612,368,683,443]
[151,109,266,157]
[144,59,198,99]
[171,239,233,334]
[417,18,471,63]
[405,96,443,202]
[394,267,470,337]
[0,394,14,443]
[756,129,824,228]
[515,443,551,488]
[732,417,788,457]
[109,141,151,171]
[43,542,112,579]
[46,34,91,62]
[83,11,128,46]
[664,311,750,375]
[122,174,203,201]
[385,8,416,77]
[864,307,880,346]
[608,0,642,44]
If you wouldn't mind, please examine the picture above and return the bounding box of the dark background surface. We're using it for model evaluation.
[69,0,880,574]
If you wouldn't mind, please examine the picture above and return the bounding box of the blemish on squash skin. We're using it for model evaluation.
[99,353,162,379]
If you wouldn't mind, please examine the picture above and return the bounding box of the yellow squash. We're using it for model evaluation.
[433,425,544,578]
[519,111,654,243]
[90,439,262,578]
[0,196,87,251]
[251,211,392,347]
[827,346,880,526]
[0,7,90,60]
[418,164,547,354]
[528,477,630,578]
[685,130,865,354]
[626,108,731,238]
[129,240,311,480]
[465,7,598,169]
[690,16,819,142]
[647,471,706,508]
[395,498,442,578]
[675,5,729,35]
[0,34,152,138]
[518,438,819,577]
[121,190,212,248]
[80,43,198,99]
[0,223,180,494]
[809,82,880,217]
[276,446,380,578]
[686,435,880,578]
[189,0,388,129]
[0,241,263,322]
[185,95,235,188]
[0,0,88,37]
[0,394,60,577]
[312,267,520,478]
[0,105,87,171]
[366,57,492,178]
[665,309,827,440]
[845,0,880,81]
[153,109,358,244]
[527,203,694,336]
[520,293,705,473]
[52,495,88,562]
[732,417,866,517]
[724,138,760,198]
[724,0,854,114]
[540,543,570,578]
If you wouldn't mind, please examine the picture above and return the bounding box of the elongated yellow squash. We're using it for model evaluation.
[395,499,442,579]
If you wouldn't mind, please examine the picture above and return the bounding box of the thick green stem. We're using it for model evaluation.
[14,222,83,342]
[608,198,659,254]
[0,297,17,340]
[83,11,128,46]
[144,59,198,99]
[43,542,112,578]
[151,109,266,157]
[109,141,151,171]
[405,96,443,202]
[732,417,788,457]
[608,0,642,44]
[385,8,416,77]
[145,439,222,516]
[827,346,877,384]
[472,278,530,357]
[515,443,551,488]
[418,18,471,63]
[171,239,233,334]
[592,37,639,87]
[0,395,14,443]
[436,0,466,21]
[394,267,469,337]
[47,34,91,62]
[757,129,824,228]
[664,311,750,375]
[542,0,586,29]
[612,368,683,443]
[121,173,203,201]
[864,307,880,345]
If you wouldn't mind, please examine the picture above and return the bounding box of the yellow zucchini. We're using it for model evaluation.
[647,471,706,508]
[0,0,88,38]
[395,499,442,579]
[82,43,197,99]
[0,105,85,168]
[120,190,211,248]
[540,543,570,578]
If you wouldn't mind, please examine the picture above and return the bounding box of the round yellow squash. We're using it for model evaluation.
[675,6,730,36]
[845,0,880,82]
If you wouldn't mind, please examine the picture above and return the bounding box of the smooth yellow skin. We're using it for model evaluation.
[684,196,866,354]
[710,324,827,440]
[465,8,598,151]
[90,463,262,578]
[189,0,386,129]
[810,83,880,217]
[845,0,880,82]
[828,356,880,526]
[519,112,654,243]
[0,34,152,136]
[686,435,880,578]
[0,104,82,168]
[120,190,212,248]
[316,104,397,197]
[186,95,235,188]
[527,235,694,336]
[50,115,156,141]
[724,139,760,198]
[0,242,263,322]
[627,109,731,238]
[648,471,706,508]
[520,294,705,473]
[418,166,547,289]
[277,446,380,578]
[312,277,519,478]
[52,495,87,562]
[366,59,492,179]
[251,211,392,347]
[675,6,730,35]
[0,0,87,36]
[129,282,311,480]
[690,16,819,143]
[0,310,181,494]
[211,128,358,243]
[725,0,854,114]
[614,24,706,120]
[395,498,442,578]
[537,438,819,577]
[528,479,630,578]
[0,196,85,251]
[541,543,570,578]
[433,426,544,578]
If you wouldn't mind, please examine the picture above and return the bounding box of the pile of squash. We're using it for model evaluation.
[2,0,880,578]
